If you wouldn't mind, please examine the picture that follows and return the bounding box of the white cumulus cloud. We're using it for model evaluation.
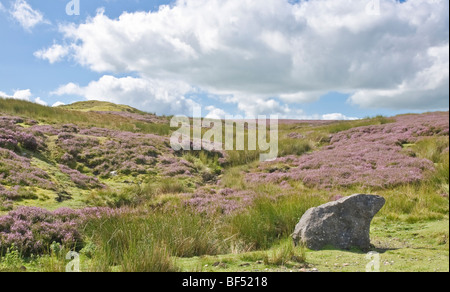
[34,44,70,64]
[34,97,48,106]
[0,89,48,105]
[322,113,359,121]
[51,101,66,107]
[205,105,227,120]
[42,0,448,114]
[10,0,49,31]
[5,89,33,101]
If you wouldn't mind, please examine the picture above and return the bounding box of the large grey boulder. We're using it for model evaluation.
[292,194,385,250]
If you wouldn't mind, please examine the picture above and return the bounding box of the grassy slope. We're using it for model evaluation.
[59,100,146,114]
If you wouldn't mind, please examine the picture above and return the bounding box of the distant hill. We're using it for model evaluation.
[0,98,170,135]
[59,100,146,114]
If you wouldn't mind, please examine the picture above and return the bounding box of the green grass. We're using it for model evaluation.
[176,219,449,272]
[78,208,226,271]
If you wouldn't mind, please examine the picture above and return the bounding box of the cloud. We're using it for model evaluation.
[34,97,48,106]
[43,0,448,113]
[0,2,6,12]
[205,105,227,120]
[10,0,49,31]
[34,44,70,64]
[0,88,48,105]
[8,89,33,101]
[322,113,359,121]
[234,96,294,118]
[348,44,449,110]
[52,101,66,107]
[52,75,199,116]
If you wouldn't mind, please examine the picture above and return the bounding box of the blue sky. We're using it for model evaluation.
[0,0,448,119]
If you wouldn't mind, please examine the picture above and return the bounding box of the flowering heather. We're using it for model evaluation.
[0,207,82,256]
[0,186,15,211]
[0,185,37,202]
[183,188,256,215]
[53,126,173,178]
[0,116,44,151]
[0,206,135,256]
[247,112,449,189]
[96,111,167,124]
[0,148,54,190]
[0,185,17,200]
[1,112,210,188]
[158,156,195,177]
[59,165,105,189]
[29,124,61,136]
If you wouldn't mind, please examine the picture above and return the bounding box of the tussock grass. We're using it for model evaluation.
[83,208,226,271]
[219,165,250,190]
[263,239,307,266]
[411,136,449,163]
[226,194,326,250]
[278,139,313,157]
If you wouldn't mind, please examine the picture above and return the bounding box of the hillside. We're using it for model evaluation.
[58,100,146,114]
[0,98,448,272]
